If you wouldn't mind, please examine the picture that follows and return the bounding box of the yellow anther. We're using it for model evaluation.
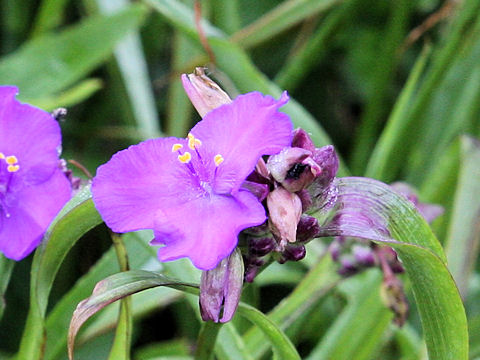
[187,133,202,150]
[0,153,4,159]
[172,143,183,152]
[7,164,19,173]
[178,152,192,164]
[214,154,224,166]
[6,155,18,165]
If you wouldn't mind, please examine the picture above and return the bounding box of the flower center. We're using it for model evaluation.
[172,133,224,167]
[171,133,225,194]
[0,153,20,173]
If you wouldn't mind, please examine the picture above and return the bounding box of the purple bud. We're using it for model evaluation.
[181,68,232,118]
[312,145,339,187]
[267,187,303,245]
[267,147,321,192]
[296,215,320,243]
[305,146,339,213]
[390,182,444,223]
[58,159,85,191]
[291,128,315,152]
[352,244,376,267]
[337,254,359,276]
[296,189,313,212]
[248,237,276,257]
[199,249,244,323]
[244,261,263,283]
[329,240,342,261]
[278,244,306,263]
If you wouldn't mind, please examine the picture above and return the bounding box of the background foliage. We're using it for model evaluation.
[0,0,479,359]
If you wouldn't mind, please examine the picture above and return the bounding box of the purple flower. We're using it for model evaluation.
[92,92,293,270]
[0,86,71,260]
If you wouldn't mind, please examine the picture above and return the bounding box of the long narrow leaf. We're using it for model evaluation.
[16,187,103,360]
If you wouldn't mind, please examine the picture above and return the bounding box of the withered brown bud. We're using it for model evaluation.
[181,67,232,117]
[267,187,302,246]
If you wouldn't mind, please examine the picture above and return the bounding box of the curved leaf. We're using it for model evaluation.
[317,177,468,360]
[237,303,301,360]
[17,186,103,360]
[68,270,197,360]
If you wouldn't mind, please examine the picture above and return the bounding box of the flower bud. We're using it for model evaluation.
[181,67,232,118]
[352,244,376,267]
[390,182,444,223]
[199,249,244,323]
[291,128,315,152]
[248,237,276,257]
[296,215,320,243]
[267,147,321,192]
[267,187,303,246]
[277,244,306,264]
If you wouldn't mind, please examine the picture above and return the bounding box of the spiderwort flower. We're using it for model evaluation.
[92,91,293,270]
[0,86,71,260]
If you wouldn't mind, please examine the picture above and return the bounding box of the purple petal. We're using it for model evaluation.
[152,190,266,270]
[0,169,71,260]
[92,137,197,233]
[190,92,293,194]
[0,86,62,184]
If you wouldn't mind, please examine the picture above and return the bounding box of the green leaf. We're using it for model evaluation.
[318,177,468,360]
[242,255,340,359]
[89,0,162,139]
[16,186,103,360]
[275,0,358,91]
[0,255,14,321]
[44,231,180,360]
[305,271,392,360]
[445,136,480,298]
[68,270,197,360]
[25,78,103,111]
[237,304,301,360]
[230,0,341,49]
[365,44,431,182]
[0,4,147,99]
[31,0,70,35]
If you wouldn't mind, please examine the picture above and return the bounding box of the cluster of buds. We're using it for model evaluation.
[240,128,339,282]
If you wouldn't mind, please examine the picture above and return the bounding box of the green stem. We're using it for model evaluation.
[108,232,132,360]
[194,321,223,360]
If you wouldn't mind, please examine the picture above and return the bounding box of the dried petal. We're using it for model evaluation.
[181,67,232,117]
[267,187,302,246]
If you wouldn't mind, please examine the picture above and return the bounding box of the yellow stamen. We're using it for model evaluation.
[6,155,17,165]
[172,143,183,152]
[214,154,224,166]
[0,153,4,159]
[178,152,192,164]
[187,133,202,150]
[7,164,19,173]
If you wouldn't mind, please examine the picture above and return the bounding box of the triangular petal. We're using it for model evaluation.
[92,137,201,233]
[190,92,292,194]
[153,190,266,270]
[0,169,71,260]
[0,86,61,184]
